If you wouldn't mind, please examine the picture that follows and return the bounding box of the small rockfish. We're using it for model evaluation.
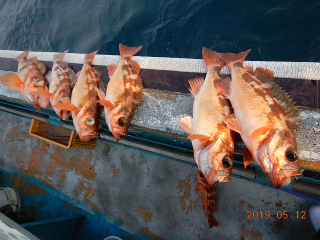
[217,50,303,188]
[0,49,51,112]
[46,50,75,121]
[96,44,144,141]
[177,47,234,185]
[195,170,218,228]
[55,51,100,142]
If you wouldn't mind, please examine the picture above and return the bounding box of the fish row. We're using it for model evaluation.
[0,44,144,142]
[177,47,303,228]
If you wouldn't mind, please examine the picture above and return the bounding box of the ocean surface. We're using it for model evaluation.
[0,0,319,62]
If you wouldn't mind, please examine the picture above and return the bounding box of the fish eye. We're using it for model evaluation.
[118,117,127,127]
[34,78,45,86]
[86,117,95,127]
[199,172,204,178]
[222,157,233,169]
[286,149,298,162]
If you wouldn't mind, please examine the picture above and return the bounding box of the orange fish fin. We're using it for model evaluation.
[208,215,219,228]
[53,50,69,62]
[54,103,78,112]
[29,56,37,61]
[244,65,254,72]
[32,89,52,98]
[135,75,145,105]
[254,67,274,83]
[15,49,31,61]
[97,100,114,109]
[257,128,277,165]
[217,49,251,67]
[187,134,217,142]
[202,47,225,68]
[95,87,106,100]
[129,59,141,74]
[215,77,231,98]
[177,114,193,135]
[223,114,241,133]
[188,78,204,97]
[119,44,142,58]
[250,124,275,141]
[243,148,254,168]
[32,104,41,113]
[84,50,98,64]
[282,169,295,178]
[0,73,23,91]
[107,64,118,77]
[60,94,71,104]
[194,183,200,193]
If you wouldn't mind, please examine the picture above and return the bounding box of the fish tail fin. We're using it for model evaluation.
[15,49,32,61]
[202,47,225,69]
[119,44,142,58]
[218,49,251,67]
[84,50,98,64]
[208,215,219,228]
[53,50,69,62]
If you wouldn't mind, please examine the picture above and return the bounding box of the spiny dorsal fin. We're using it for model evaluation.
[98,78,107,93]
[135,75,144,105]
[188,78,204,97]
[255,67,274,83]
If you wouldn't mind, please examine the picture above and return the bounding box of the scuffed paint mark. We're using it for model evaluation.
[137,206,153,223]
[112,166,120,176]
[178,175,200,214]
[138,157,148,165]
[240,223,263,239]
[140,227,163,240]
[271,215,286,233]
[275,201,283,207]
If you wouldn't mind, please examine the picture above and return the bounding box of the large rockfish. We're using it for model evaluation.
[217,50,303,188]
[55,51,100,142]
[194,170,218,228]
[96,44,144,141]
[177,48,234,185]
[47,50,75,121]
[0,49,51,112]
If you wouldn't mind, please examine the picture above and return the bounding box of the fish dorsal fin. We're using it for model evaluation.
[15,49,32,61]
[223,114,241,133]
[129,59,141,74]
[244,65,254,72]
[95,87,106,100]
[32,89,52,98]
[243,148,254,168]
[107,64,118,77]
[97,100,114,109]
[53,50,69,62]
[135,75,144,105]
[255,67,274,83]
[250,124,275,141]
[98,78,107,93]
[119,44,142,58]
[0,73,24,91]
[188,78,204,97]
[187,133,217,142]
[176,114,193,134]
[67,68,76,85]
[215,77,231,99]
[84,50,98,64]
[29,56,37,61]
[71,71,81,88]
[54,103,78,112]
[217,49,251,67]
[202,47,225,68]
[35,61,48,75]
[268,82,303,126]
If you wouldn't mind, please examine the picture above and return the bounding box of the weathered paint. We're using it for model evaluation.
[0,110,316,239]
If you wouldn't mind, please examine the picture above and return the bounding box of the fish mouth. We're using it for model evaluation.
[218,175,231,182]
[80,131,97,142]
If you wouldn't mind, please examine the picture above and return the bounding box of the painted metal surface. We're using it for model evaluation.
[0,110,317,239]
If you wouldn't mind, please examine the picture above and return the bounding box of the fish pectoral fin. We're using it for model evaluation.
[32,89,52,98]
[129,59,141,74]
[33,104,41,113]
[0,73,24,91]
[188,78,204,97]
[119,44,142,58]
[54,103,78,112]
[223,114,241,133]
[176,114,193,134]
[97,100,114,109]
[215,77,231,98]
[95,87,106,100]
[243,148,254,168]
[208,215,219,228]
[107,64,118,77]
[187,134,217,142]
[250,124,275,141]
[194,183,200,193]
[254,67,274,83]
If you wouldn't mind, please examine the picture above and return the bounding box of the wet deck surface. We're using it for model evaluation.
[0,110,316,240]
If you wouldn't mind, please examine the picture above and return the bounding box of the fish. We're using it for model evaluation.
[217,50,303,188]
[194,170,219,228]
[96,44,144,141]
[177,47,234,184]
[54,51,100,142]
[0,49,51,112]
[46,50,75,121]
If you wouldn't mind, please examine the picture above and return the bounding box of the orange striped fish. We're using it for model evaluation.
[217,50,302,188]
[177,48,234,184]
[0,50,51,112]
[96,44,144,141]
[55,51,100,142]
[195,170,218,228]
